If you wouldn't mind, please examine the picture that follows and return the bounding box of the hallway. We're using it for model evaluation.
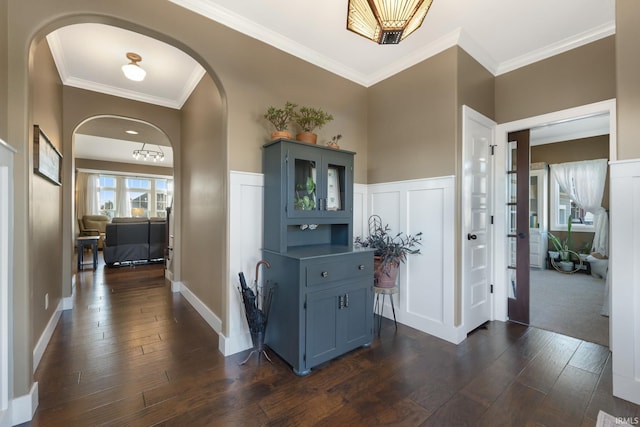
[22,258,640,426]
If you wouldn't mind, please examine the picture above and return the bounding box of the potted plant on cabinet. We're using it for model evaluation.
[355,224,422,288]
[326,134,342,149]
[293,106,333,144]
[264,101,297,140]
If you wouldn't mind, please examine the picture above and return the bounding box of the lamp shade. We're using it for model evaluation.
[122,52,146,81]
[347,0,434,44]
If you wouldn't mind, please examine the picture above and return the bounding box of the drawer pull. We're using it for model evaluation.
[321,271,328,278]
[358,264,365,270]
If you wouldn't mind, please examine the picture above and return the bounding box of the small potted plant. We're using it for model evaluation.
[355,224,422,288]
[264,101,297,140]
[293,106,333,144]
[327,134,342,149]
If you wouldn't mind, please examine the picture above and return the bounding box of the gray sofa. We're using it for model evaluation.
[103,218,167,266]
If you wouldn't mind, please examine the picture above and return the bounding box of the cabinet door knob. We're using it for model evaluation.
[358,265,365,270]
[321,271,328,278]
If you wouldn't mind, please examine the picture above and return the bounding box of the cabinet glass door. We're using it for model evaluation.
[287,146,352,219]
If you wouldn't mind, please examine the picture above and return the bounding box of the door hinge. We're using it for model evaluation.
[490,284,494,294]
[303,301,307,309]
[490,215,494,225]
[303,354,306,362]
[490,144,497,155]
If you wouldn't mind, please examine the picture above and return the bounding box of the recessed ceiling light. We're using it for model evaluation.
[126,130,139,135]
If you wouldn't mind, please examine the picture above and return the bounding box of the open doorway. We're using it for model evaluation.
[494,100,616,346]
[528,113,610,347]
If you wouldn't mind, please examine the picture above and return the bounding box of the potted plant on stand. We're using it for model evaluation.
[293,106,333,144]
[548,218,574,271]
[264,101,297,140]
[355,224,422,288]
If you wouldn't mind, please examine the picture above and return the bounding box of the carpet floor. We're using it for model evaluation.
[530,268,609,347]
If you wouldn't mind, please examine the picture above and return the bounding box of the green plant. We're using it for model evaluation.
[548,217,573,261]
[264,101,297,131]
[293,106,333,133]
[355,224,422,274]
[294,176,316,210]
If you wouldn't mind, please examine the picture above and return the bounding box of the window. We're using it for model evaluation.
[97,174,172,219]
[550,177,595,232]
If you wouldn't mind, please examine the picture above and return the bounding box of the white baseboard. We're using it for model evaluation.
[613,373,640,406]
[173,281,225,348]
[33,300,63,373]
[11,382,38,426]
[62,279,75,310]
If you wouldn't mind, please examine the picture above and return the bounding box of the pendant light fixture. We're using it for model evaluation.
[132,143,165,162]
[121,52,147,81]
[347,0,434,44]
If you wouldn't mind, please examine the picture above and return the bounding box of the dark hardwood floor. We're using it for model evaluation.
[22,254,640,426]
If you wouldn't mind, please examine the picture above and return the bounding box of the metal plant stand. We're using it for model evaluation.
[238,262,274,365]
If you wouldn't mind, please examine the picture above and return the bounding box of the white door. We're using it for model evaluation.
[462,106,494,334]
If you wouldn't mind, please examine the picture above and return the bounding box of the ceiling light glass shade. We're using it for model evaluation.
[347,0,434,44]
[122,63,146,81]
[122,52,146,81]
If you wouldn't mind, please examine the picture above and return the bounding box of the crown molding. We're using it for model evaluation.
[63,77,184,109]
[46,32,70,82]
[495,21,615,76]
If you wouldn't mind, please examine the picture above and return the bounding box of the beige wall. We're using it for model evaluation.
[616,1,640,160]
[27,37,63,396]
[180,74,226,326]
[0,0,7,141]
[495,36,616,124]
[368,48,458,183]
[75,158,173,177]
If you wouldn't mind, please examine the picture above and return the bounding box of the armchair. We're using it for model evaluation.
[78,215,110,249]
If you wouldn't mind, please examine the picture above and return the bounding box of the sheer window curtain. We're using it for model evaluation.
[550,159,609,256]
[77,172,99,219]
[116,176,130,217]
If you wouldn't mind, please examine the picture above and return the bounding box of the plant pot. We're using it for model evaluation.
[271,131,291,140]
[296,132,317,144]
[559,261,574,271]
[374,257,399,288]
[548,251,559,260]
[326,143,340,149]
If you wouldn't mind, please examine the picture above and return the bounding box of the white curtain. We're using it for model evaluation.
[85,173,100,215]
[550,159,608,255]
[77,172,99,218]
[116,176,130,217]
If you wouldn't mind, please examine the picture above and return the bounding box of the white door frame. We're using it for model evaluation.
[0,139,16,427]
[493,99,616,324]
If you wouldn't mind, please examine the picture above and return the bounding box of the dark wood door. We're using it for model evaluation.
[507,130,530,325]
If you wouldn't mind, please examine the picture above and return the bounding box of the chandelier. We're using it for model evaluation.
[132,143,165,162]
[347,0,434,45]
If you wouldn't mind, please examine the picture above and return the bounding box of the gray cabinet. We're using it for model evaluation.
[261,139,373,375]
[264,248,373,375]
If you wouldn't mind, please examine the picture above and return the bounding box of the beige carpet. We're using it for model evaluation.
[530,268,609,347]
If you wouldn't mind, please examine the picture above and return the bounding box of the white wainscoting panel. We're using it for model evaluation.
[225,171,265,356]
[368,176,462,343]
[610,159,640,405]
[353,184,368,240]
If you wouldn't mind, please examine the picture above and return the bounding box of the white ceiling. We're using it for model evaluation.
[48,0,615,165]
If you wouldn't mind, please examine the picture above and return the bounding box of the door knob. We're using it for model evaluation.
[517,232,527,239]
[467,233,477,240]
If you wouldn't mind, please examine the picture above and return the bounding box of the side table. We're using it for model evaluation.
[374,285,398,336]
[76,236,99,270]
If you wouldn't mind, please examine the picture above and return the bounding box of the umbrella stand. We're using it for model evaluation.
[238,263,274,365]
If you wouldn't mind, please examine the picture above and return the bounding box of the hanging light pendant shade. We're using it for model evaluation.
[122,52,147,82]
[347,0,434,44]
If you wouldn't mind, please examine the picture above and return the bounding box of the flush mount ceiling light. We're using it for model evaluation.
[121,52,146,81]
[347,0,434,45]
[132,143,164,162]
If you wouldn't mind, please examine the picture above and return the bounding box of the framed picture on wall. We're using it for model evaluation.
[34,125,62,186]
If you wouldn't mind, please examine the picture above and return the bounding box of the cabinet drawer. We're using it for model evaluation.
[306,257,372,287]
